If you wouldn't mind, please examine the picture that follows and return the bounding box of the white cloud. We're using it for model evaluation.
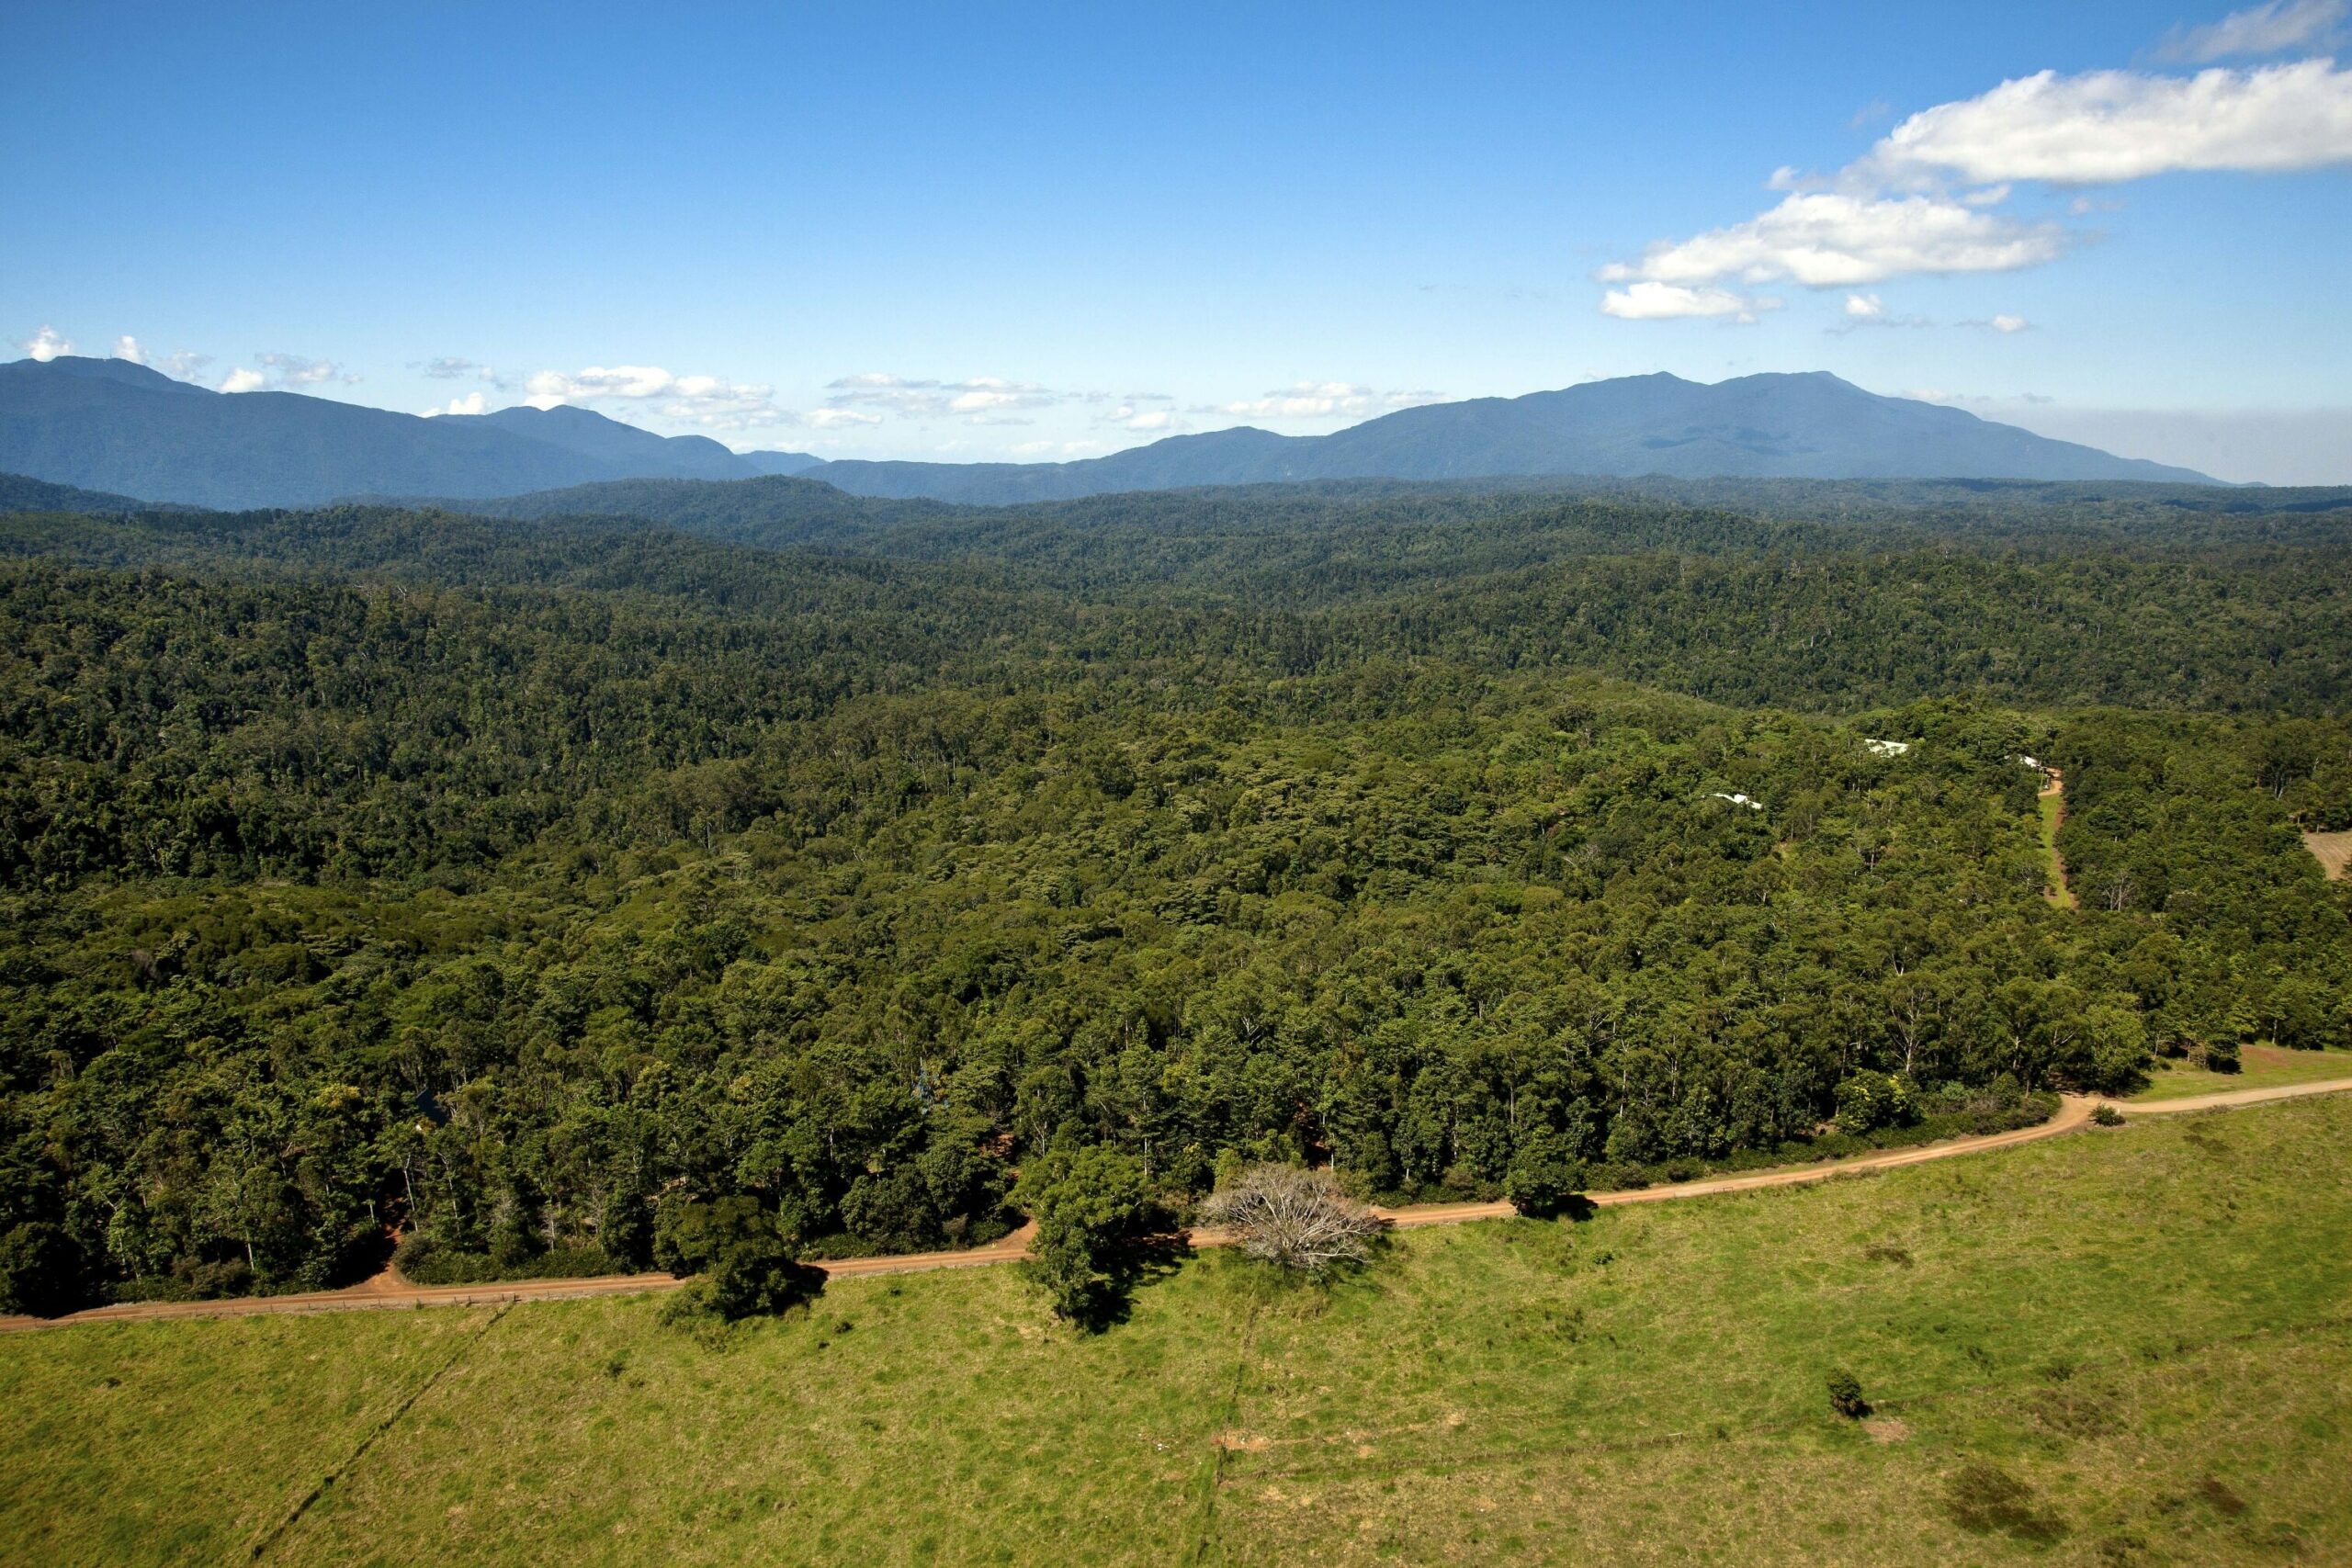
[1600,281,1781,321]
[1595,44,2352,317]
[1990,313,2030,333]
[1104,405,1182,432]
[212,353,358,393]
[418,356,510,388]
[110,335,145,365]
[419,391,491,417]
[825,373,1069,421]
[949,380,1059,417]
[1199,382,1445,419]
[1600,191,2067,290]
[1869,58,2352,186]
[257,352,356,387]
[2155,0,2344,62]
[802,408,882,429]
[526,364,790,430]
[1829,291,1935,333]
[18,325,74,361]
[160,351,212,381]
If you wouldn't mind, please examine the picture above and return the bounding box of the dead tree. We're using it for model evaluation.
[1200,1165,1383,1275]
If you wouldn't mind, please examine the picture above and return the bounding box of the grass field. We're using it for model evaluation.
[5,1097,2350,1566]
[2130,1043,2352,1103]
[2040,786,2075,908]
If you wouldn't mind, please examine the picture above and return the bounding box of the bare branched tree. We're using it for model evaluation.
[1199,1165,1383,1275]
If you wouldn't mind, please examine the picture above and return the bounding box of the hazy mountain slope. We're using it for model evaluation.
[435,472,957,547]
[446,404,752,479]
[0,470,183,514]
[0,359,2219,509]
[804,373,2217,502]
[738,448,827,476]
[0,358,748,507]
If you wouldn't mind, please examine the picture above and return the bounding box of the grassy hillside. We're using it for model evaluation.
[6,1093,2349,1565]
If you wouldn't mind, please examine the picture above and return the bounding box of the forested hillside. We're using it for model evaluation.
[1,483,2346,1310]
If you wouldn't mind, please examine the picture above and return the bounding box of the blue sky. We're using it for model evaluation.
[6,0,2349,479]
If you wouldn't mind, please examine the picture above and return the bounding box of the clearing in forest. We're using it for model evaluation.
[2304,829,2352,881]
[2038,768,2075,908]
[2131,1043,2352,1103]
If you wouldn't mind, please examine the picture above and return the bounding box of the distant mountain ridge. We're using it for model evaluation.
[799,372,2217,501]
[0,357,820,508]
[0,356,2215,508]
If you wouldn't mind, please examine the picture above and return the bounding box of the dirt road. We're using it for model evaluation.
[8,1078,2349,1335]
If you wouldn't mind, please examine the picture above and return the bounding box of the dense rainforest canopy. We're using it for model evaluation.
[1,477,2346,1307]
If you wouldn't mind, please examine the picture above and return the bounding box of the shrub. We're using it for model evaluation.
[1826,1366,1870,1418]
[1835,1072,1918,1134]
[0,1223,85,1317]
[598,1189,653,1269]
[840,1166,942,1253]
[654,1196,816,1321]
[1201,1164,1383,1274]
[1596,1161,1648,1192]
[2091,1103,2124,1127]
[1504,1131,1589,1218]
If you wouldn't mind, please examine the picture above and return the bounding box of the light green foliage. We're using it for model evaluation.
[1835,1071,1918,1134]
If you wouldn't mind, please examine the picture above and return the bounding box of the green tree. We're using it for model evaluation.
[653,1196,813,1321]
[1016,1146,1152,1325]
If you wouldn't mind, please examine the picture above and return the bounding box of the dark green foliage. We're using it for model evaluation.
[0,1221,84,1316]
[654,1197,813,1320]
[1825,1366,1869,1418]
[1017,1146,1152,1325]
[1505,1132,1588,1218]
[2055,713,2352,1055]
[0,481,2345,1306]
[2091,1103,2125,1127]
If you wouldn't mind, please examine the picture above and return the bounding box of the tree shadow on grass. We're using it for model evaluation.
[1067,1233,1193,1333]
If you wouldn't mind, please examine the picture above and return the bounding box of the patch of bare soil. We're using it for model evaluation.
[2302,829,2352,881]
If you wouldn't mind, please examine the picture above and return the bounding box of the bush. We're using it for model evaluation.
[1200,1164,1383,1274]
[2091,1102,2124,1127]
[1835,1072,1918,1134]
[392,1235,616,1287]
[654,1196,817,1321]
[1826,1366,1870,1418]
[1595,1161,1649,1192]
[598,1189,653,1269]
[0,1223,85,1317]
[1504,1132,1589,1218]
[840,1166,942,1253]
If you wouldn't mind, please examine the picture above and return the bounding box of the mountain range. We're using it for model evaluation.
[0,355,2215,509]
